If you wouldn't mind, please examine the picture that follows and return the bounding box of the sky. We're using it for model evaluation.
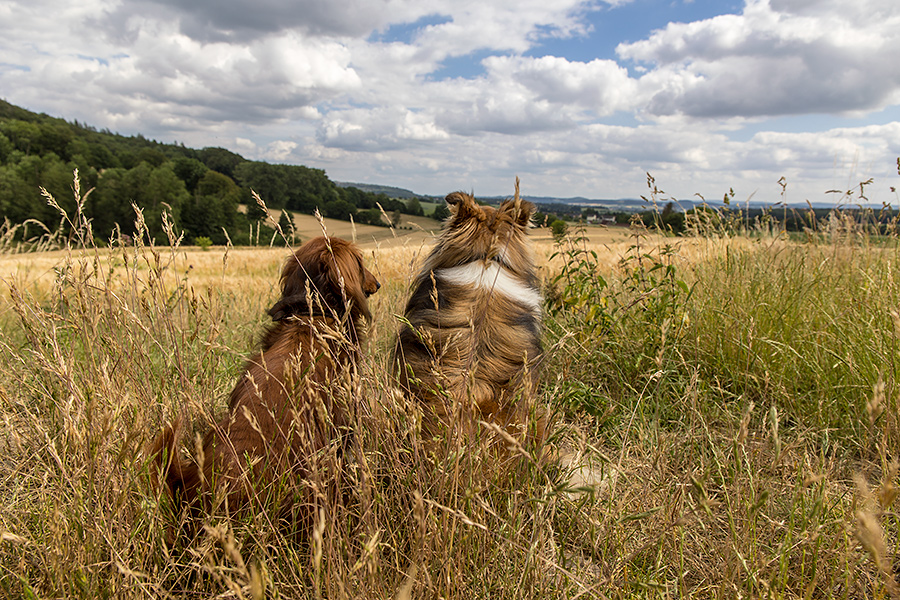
[2,0,900,205]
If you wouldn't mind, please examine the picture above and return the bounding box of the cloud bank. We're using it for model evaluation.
[2,0,899,202]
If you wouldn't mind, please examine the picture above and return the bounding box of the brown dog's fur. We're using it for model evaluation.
[151,236,379,532]
[394,185,546,448]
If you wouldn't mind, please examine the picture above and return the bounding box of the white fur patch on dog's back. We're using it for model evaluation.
[436,262,542,313]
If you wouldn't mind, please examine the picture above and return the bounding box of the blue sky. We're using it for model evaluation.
[531,0,745,63]
[2,0,900,205]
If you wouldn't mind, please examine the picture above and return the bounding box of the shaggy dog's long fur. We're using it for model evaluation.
[394,186,546,447]
[151,236,379,532]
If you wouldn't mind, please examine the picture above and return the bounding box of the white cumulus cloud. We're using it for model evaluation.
[619,0,900,118]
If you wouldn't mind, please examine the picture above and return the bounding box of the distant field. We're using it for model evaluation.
[0,221,646,303]
[418,200,439,215]
[285,211,441,248]
[240,206,638,251]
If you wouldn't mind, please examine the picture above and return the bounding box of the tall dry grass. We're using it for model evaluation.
[0,174,897,598]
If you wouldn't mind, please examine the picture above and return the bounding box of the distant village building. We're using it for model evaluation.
[583,213,617,226]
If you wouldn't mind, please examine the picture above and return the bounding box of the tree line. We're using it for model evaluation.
[541,200,900,239]
[0,99,432,246]
[634,202,900,236]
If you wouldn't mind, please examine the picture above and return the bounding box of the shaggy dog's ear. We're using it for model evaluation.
[445,191,485,223]
[501,198,536,228]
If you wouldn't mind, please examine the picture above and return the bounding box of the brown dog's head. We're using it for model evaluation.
[268,236,380,323]
[425,185,536,278]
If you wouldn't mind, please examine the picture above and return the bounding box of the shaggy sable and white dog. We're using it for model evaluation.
[394,186,546,448]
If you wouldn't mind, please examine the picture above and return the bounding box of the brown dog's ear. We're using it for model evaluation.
[268,241,325,320]
[279,251,312,298]
[445,192,485,224]
[323,241,372,321]
[268,293,305,321]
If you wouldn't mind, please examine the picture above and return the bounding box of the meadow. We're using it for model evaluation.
[0,188,898,599]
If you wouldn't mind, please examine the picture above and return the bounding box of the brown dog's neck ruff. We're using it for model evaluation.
[269,294,337,321]
[265,301,370,351]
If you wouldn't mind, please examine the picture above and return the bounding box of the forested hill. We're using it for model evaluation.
[0,99,428,245]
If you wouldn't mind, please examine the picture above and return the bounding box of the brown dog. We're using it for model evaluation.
[394,185,546,451]
[152,236,379,533]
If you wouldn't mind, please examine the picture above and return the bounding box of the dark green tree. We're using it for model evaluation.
[431,203,450,221]
[406,197,424,216]
[89,162,189,243]
[339,186,375,209]
[245,193,268,221]
[234,161,290,209]
[172,157,208,193]
[0,164,35,224]
[0,120,41,155]
[551,218,568,241]
[356,208,384,226]
[180,170,243,245]
[35,122,74,160]
[135,147,167,168]
[323,199,356,221]
[12,153,74,224]
[0,132,12,163]
[88,167,131,238]
[198,147,245,178]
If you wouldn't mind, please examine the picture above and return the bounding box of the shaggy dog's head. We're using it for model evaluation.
[268,236,380,323]
[424,190,537,280]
